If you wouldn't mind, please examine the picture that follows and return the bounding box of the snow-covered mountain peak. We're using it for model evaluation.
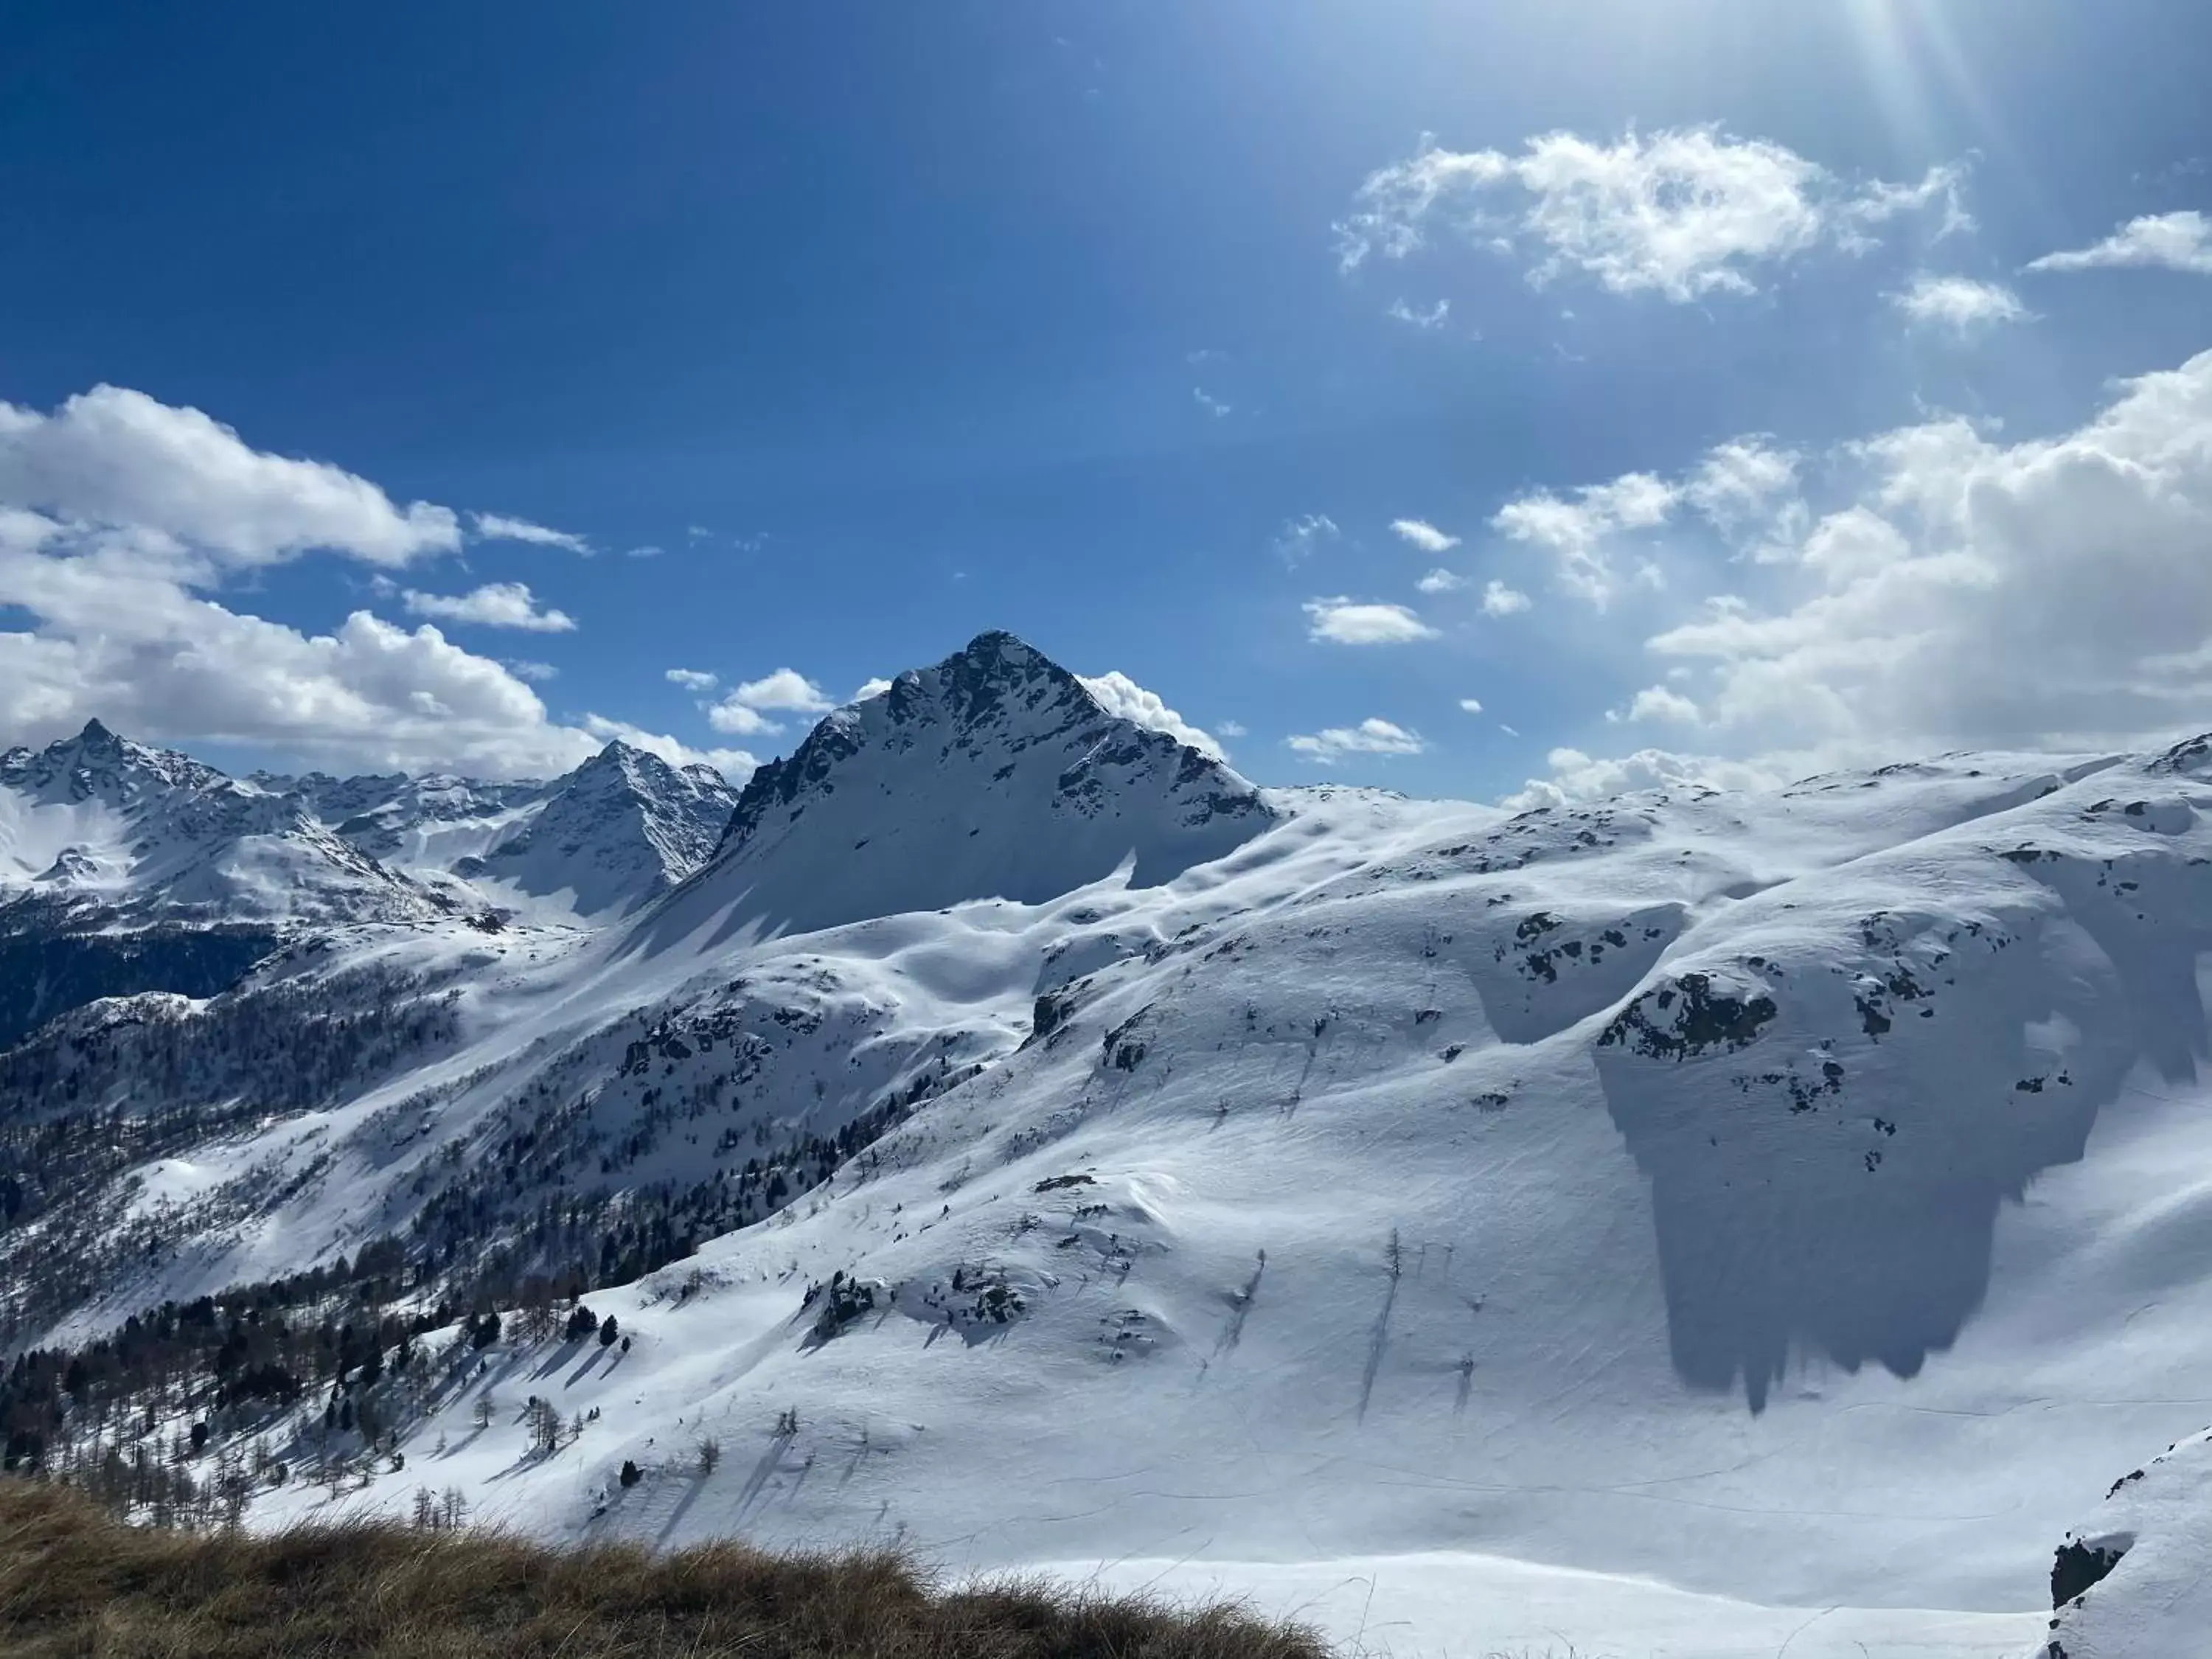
[464,738,740,919]
[644,632,1274,947]
[0,720,433,924]
[1,719,243,809]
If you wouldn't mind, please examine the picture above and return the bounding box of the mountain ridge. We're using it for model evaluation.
[5,639,2212,1655]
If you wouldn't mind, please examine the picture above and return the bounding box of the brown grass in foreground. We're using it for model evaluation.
[0,1479,1332,1658]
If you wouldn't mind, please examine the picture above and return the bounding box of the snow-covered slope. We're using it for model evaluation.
[18,639,2212,1656]
[2042,1426,2212,1658]
[635,631,1273,950]
[276,770,548,867]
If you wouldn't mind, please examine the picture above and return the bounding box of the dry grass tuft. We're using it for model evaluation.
[0,1478,1332,1658]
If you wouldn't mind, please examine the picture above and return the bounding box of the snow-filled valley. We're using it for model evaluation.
[8,632,2212,1655]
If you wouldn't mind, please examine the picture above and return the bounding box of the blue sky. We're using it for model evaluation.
[2,1,2209,797]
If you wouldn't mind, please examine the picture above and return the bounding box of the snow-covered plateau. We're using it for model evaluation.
[8,631,2212,1657]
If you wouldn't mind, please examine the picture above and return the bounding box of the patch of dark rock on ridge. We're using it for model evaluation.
[2051,1536,2126,1608]
[1599,973,1778,1060]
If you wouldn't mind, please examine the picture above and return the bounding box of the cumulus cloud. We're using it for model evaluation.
[665,668,718,692]
[706,700,778,737]
[1192,387,1232,418]
[1215,719,1248,738]
[1391,517,1461,553]
[1623,684,1701,723]
[1476,349,2212,809]
[0,384,459,566]
[0,546,597,776]
[1683,437,1800,531]
[1493,470,1677,605]
[1273,513,1340,564]
[1891,273,2029,330]
[1416,568,1466,594]
[0,385,681,778]
[1286,717,1427,762]
[401,581,576,633]
[702,668,836,737]
[1481,580,1532,616]
[2025,210,2212,275]
[471,512,591,554]
[1495,434,1805,605]
[853,677,894,700]
[729,669,834,712]
[505,659,558,682]
[1304,596,1441,644]
[1078,670,1225,759]
[1337,127,1966,300]
[1458,697,1484,714]
[1503,745,1783,811]
[1648,347,2212,758]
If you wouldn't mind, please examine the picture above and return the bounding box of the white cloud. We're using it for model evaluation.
[1336,127,1966,300]
[729,668,834,712]
[0,384,460,567]
[1624,684,1701,723]
[1192,387,1232,418]
[1078,670,1225,759]
[0,385,675,778]
[1390,517,1461,553]
[1416,568,1467,594]
[1304,596,1440,644]
[2025,211,2212,276]
[1385,297,1451,329]
[705,700,779,737]
[1475,351,2212,804]
[471,512,591,554]
[1503,746,1781,812]
[0,546,598,777]
[625,544,664,560]
[1495,434,1810,604]
[1458,697,1484,714]
[1646,347,2212,757]
[1481,580,1532,616]
[1683,437,1800,530]
[1215,719,1248,738]
[686,525,714,541]
[504,659,558,682]
[580,715,755,779]
[665,668,718,692]
[1273,513,1340,563]
[1891,272,2029,330]
[401,581,576,633]
[1492,470,1677,605]
[702,667,836,737]
[1286,717,1427,762]
[854,677,894,700]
